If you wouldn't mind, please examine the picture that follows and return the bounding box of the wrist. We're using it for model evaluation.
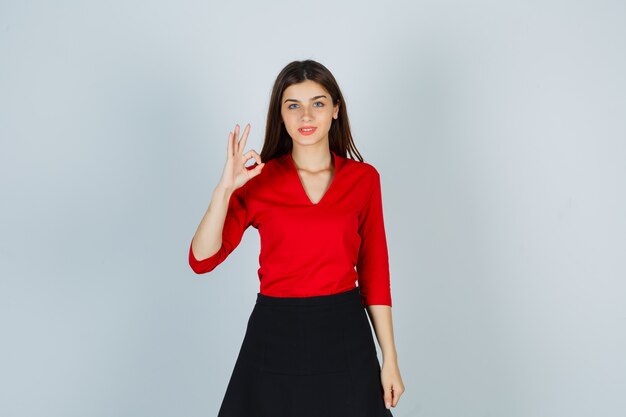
[382,351,398,364]
[214,183,235,197]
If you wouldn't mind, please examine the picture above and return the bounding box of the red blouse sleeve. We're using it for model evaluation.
[356,168,393,307]
[189,185,251,274]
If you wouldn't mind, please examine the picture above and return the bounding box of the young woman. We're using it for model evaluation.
[189,59,405,416]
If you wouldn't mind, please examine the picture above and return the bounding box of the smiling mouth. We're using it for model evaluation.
[298,127,317,135]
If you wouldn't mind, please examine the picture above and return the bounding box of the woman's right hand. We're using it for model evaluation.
[218,123,265,192]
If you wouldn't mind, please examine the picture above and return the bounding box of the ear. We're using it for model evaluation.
[333,100,340,119]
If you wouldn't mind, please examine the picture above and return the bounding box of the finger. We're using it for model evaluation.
[391,387,400,406]
[242,149,261,168]
[233,124,240,154]
[393,384,405,406]
[383,384,393,409]
[227,131,234,159]
[239,123,251,152]
[248,149,262,165]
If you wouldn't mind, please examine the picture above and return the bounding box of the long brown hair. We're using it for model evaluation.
[260,60,364,163]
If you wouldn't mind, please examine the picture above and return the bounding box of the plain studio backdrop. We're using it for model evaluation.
[1,1,624,416]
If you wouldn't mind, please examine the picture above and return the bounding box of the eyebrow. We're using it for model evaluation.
[283,95,327,104]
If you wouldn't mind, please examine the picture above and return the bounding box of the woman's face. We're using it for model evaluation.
[280,80,339,148]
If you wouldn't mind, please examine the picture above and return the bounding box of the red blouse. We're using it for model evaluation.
[188,149,392,307]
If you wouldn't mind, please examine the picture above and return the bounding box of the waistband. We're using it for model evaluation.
[256,286,361,307]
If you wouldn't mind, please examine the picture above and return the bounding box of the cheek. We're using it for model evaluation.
[283,113,299,130]
[319,109,334,123]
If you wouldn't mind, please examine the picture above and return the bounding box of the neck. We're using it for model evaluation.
[291,146,333,172]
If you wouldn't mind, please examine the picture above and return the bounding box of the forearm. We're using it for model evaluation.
[191,184,234,260]
[365,305,398,364]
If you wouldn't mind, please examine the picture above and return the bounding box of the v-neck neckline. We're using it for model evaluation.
[287,150,339,206]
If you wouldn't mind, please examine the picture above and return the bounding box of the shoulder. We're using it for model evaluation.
[342,156,381,183]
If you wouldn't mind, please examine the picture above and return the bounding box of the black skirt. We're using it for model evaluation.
[217,286,394,417]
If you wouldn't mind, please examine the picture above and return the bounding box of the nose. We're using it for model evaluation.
[301,106,312,122]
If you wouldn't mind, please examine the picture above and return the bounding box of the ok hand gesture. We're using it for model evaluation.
[218,123,264,192]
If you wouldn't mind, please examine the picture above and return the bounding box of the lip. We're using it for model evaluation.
[298,126,317,136]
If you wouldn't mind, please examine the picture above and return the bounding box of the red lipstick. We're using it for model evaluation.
[298,126,317,136]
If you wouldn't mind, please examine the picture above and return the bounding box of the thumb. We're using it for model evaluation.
[248,162,265,178]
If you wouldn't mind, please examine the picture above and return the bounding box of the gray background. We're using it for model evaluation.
[1,1,625,416]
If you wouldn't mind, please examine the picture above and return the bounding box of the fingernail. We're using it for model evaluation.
[386,403,391,409]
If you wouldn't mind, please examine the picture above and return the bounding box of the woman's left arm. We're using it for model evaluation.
[366,305,406,410]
